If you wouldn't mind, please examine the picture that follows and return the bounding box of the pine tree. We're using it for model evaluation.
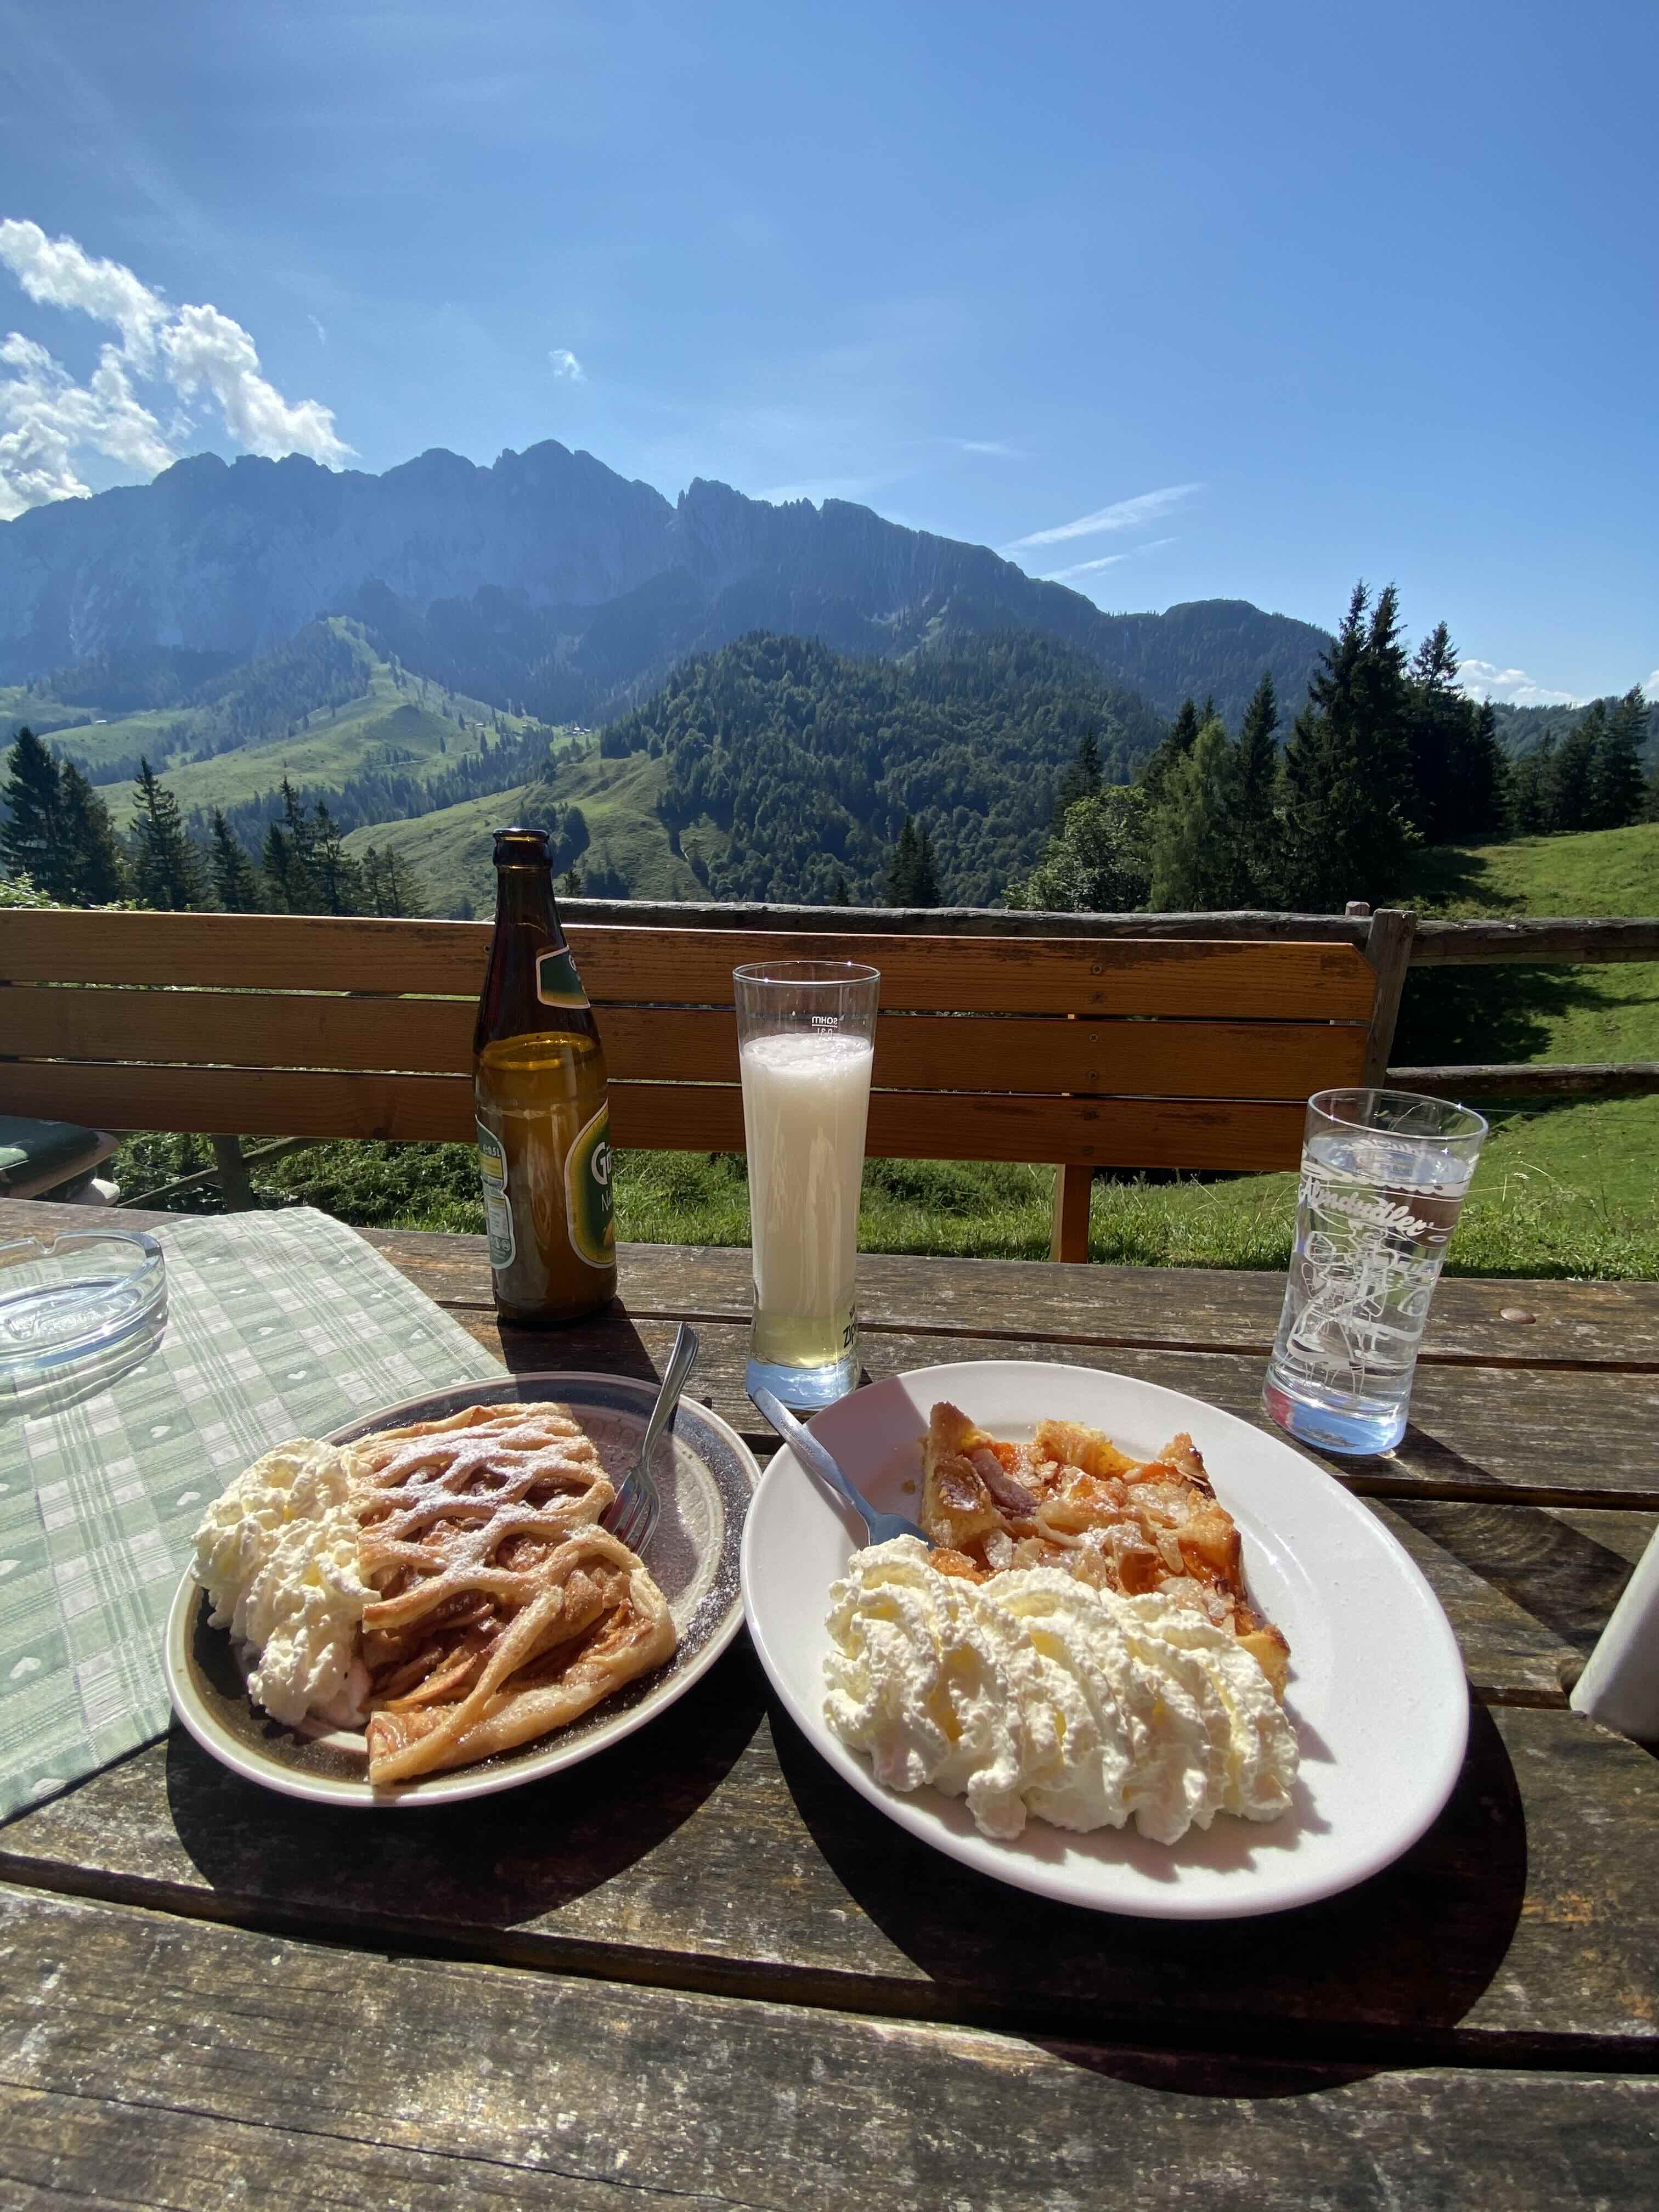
[1404,622,1465,841]
[359,844,426,917]
[829,871,851,905]
[1278,582,1413,910]
[885,815,922,904]
[1508,738,1554,834]
[1149,716,1242,909]
[1447,699,1509,841]
[1053,730,1103,822]
[58,763,128,903]
[1586,687,1649,830]
[0,727,70,896]
[1233,672,1282,902]
[1548,706,1601,832]
[209,808,264,911]
[912,822,941,907]
[1139,698,1202,806]
[262,777,322,912]
[128,758,205,910]
[309,799,364,916]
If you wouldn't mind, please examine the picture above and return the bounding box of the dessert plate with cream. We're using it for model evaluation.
[165,1373,756,1807]
[740,1359,1469,1918]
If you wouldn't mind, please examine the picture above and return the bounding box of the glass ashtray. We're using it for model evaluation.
[0,1228,168,1402]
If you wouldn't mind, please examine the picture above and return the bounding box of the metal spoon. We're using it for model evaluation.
[607,1322,698,1554]
[749,1385,932,1548]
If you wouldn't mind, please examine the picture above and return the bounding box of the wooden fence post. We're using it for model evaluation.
[1049,1164,1092,1264]
[1361,908,1417,1087]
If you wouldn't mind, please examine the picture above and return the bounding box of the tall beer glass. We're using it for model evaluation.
[735,961,879,1408]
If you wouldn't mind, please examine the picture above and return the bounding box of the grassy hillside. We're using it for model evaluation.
[341,743,718,913]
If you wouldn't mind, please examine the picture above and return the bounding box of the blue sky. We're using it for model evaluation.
[1,0,1654,703]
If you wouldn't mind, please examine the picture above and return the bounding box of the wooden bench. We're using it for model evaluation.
[0,904,1409,1261]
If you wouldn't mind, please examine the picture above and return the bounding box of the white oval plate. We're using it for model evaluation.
[165,1372,757,1808]
[741,1359,1469,1918]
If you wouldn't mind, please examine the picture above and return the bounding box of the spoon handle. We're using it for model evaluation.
[749,1385,872,1543]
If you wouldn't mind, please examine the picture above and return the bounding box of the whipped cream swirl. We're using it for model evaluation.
[823,1537,1298,1844]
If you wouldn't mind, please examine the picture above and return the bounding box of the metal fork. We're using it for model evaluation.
[749,1386,932,1547]
[606,1323,698,1555]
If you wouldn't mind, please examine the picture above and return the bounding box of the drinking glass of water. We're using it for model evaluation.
[1263,1088,1488,1455]
[735,961,879,1409]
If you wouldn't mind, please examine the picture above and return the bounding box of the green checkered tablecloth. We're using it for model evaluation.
[0,1207,505,1822]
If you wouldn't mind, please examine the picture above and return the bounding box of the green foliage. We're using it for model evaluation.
[1,727,69,893]
[601,630,1163,905]
[1148,716,1241,908]
[884,814,940,905]
[1006,787,1151,912]
[1405,624,1506,843]
[1278,582,1414,910]
[129,757,205,909]
[208,808,264,911]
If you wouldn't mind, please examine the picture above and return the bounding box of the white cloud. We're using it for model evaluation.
[1004,482,1201,553]
[950,438,1023,458]
[309,314,327,346]
[549,347,585,381]
[1457,658,1583,709]
[1644,669,1659,703]
[0,217,351,519]
[1040,538,1177,585]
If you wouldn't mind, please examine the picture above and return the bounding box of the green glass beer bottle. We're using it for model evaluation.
[473,827,617,1323]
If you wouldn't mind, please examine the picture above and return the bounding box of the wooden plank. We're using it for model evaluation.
[1412,916,1659,964]
[1050,1161,1093,1262]
[0,1062,1312,1170]
[569,895,1382,943]
[1361,906,1416,1085]
[4,1889,1656,2211]
[4,1701,1655,2060]
[1393,1062,1659,1099]
[3,986,1368,1100]
[341,1227,1659,1376]
[0,909,1379,1018]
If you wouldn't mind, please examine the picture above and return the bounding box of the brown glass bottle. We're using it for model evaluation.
[473,827,616,1323]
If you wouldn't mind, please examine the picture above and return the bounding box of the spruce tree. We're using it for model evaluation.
[1548,706,1601,832]
[262,777,322,912]
[885,815,922,904]
[129,758,205,910]
[912,822,941,907]
[1508,738,1554,834]
[1278,582,1413,910]
[309,799,364,916]
[1139,698,1201,806]
[1149,716,1242,909]
[1404,622,1465,841]
[1586,687,1649,830]
[209,808,264,911]
[59,762,128,903]
[1447,699,1508,842]
[0,727,69,896]
[1233,672,1282,902]
[1053,730,1104,822]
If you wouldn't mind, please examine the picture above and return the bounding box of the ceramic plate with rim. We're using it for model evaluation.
[740,1359,1469,1918]
[165,1371,757,1808]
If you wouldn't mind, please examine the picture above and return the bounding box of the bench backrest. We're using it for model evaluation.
[2,907,1398,1259]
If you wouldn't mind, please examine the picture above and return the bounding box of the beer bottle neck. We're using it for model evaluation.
[492,859,565,945]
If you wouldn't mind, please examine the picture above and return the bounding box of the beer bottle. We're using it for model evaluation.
[474,827,616,1323]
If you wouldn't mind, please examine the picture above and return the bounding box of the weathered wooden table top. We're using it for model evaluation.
[4,1199,1658,2207]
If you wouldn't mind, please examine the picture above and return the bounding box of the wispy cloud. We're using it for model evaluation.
[0,218,351,521]
[549,347,585,381]
[1040,537,1178,584]
[1645,669,1659,703]
[1005,481,1201,553]
[1457,658,1582,709]
[947,437,1023,458]
[309,314,327,346]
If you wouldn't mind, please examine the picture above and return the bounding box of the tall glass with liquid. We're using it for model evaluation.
[473,826,616,1324]
[735,961,879,1408]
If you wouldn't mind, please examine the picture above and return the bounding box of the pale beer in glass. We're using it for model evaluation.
[735,962,879,1407]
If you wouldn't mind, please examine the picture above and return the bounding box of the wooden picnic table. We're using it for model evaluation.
[4,1197,1658,2206]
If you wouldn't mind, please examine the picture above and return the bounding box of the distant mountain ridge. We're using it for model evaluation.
[0,441,1330,730]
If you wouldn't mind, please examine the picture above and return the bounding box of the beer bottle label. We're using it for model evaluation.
[565,1102,615,1270]
[536,948,590,1011]
[476,1119,516,1268]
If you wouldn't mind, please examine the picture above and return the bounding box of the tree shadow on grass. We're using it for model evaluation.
[1392,962,1616,1068]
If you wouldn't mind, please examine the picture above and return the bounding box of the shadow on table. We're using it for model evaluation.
[165,1639,764,1929]
[771,1695,1527,2100]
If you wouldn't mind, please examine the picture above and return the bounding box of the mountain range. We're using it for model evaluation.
[0,441,1331,733]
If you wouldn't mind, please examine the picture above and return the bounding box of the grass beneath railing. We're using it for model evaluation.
[115,1093,1659,1280]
